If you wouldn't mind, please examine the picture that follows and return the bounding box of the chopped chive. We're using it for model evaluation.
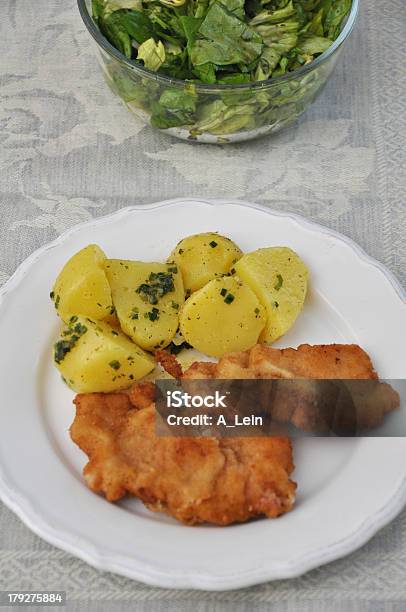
[54,322,87,364]
[109,360,121,370]
[136,272,175,304]
[54,340,72,364]
[145,307,160,321]
[209,240,218,248]
[274,274,283,291]
[224,293,235,304]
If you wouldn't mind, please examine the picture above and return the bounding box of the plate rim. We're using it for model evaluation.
[0,196,405,591]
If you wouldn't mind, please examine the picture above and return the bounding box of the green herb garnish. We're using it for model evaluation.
[274,274,283,291]
[209,240,218,248]
[224,293,235,304]
[136,271,175,305]
[220,288,227,297]
[54,340,73,365]
[145,307,160,321]
[109,360,121,370]
[72,322,88,336]
[54,319,88,364]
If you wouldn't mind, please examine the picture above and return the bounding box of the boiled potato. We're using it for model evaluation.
[104,260,184,351]
[234,247,308,344]
[179,276,266,358]
[54,316,154,393]
[51,244,114,324]
[169,233,242,294]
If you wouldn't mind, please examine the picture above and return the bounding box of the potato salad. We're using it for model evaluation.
[51,233,309,392]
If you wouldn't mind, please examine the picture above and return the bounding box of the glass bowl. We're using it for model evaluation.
[78,0,359,144]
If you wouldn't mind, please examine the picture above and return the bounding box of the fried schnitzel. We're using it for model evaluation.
[71,392,295,524]
[182,343,379,380]
[182,344,398,433]
[70,343,398,525]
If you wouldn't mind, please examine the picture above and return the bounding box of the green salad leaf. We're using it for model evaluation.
[296,32,332,55]
[179,15,203,51]
[220,0,246,19]
[137,38,166,70]
[193,62,217,83]
[254,0,296,23]
[104,0,143,16]
[151,88,197,126]
[100,12,133,57]
[325,0,352,39]
[191,3,263,67]
[92,0,105,22]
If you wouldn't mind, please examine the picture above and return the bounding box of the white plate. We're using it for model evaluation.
[0,198,405,591]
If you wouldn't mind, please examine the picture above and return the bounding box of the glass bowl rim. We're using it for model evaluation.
[77,0,359,92]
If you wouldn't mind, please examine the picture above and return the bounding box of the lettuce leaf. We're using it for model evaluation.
[100,12,133,57]
[103,0,143,15]
[179,15,203,51]
[194,99,257,134]
[219,0,246,19]
[324,0,351,39]
[296,33,332,55]
[193,62,217,83]
[99,9,156,57]
[191,3,263,67]
[255,0,296,22]
[151,88,197,128]
[137,38,166,70]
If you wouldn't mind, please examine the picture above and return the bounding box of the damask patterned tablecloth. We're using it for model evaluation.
[1,0,405,610]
